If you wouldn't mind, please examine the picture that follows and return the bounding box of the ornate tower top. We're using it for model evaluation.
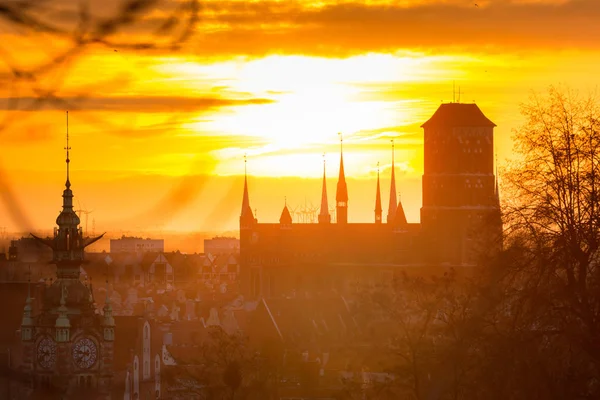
[31,112,104,281]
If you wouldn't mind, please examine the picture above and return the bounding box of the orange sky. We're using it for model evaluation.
[0,0,599,235]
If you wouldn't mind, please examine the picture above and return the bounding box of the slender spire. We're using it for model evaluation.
[65,111,71,188]
[394,191,408,226]
[375,162,382,223]
[279,199,292,226]
[387,139,398,223]
[336,133,348,224]
[319,154,331,223]
[240,154,254,226]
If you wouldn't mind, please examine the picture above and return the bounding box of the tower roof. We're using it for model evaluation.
[375,164,382,215]
[319,157,330,220]
[279,202,292,225]
[240,156,254,221]
[421,103,496,129]
[336,136,348,202]
[387,140,397,223]
[394,197,408,226]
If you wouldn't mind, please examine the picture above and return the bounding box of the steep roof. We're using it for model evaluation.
[280,204,293,225]
[421,103,496,129]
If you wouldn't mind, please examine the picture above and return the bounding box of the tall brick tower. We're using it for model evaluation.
[420,103,500,265]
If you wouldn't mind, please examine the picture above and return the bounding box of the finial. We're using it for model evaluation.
[65,111,71,187]
[285,196,287,207]
[338,132,343,152]
[377,161,380,175]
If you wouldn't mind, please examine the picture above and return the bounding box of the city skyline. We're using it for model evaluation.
[1,0,599,233]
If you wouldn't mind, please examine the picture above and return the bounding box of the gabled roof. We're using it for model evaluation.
[421,103,496,129]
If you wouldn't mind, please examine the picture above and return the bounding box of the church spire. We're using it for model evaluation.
[240,154,255,229]
[387,139,398,223]
[319,154,331,224]
[336,133,348,224]
[375,162,382,223]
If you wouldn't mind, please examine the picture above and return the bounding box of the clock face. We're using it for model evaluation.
[72,337,97,369]
[37,337,57,370]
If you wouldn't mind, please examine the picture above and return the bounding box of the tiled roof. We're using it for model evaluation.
[259,296,358,350]
[421,103,496,128]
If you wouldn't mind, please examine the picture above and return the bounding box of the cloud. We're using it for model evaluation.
[179,0,600,56]
[0,95,274,112]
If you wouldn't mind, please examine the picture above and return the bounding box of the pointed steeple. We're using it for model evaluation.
[394,193,408,226]
[240,154,255,229]
[375,163,382,223]
[387,140,398,223]
[279,198,293,226]
[336,133,348,224]
[319,155,331,224]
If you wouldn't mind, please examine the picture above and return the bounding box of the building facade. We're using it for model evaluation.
[110,237,164,254]
[239,103,502,299]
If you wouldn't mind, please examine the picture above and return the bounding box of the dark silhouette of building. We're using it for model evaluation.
[239,103,502,298]
[19,115,114,399]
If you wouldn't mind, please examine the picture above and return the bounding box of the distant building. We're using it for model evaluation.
[110,236,164,254]
[204,236,239,255]
[239,103,503,299]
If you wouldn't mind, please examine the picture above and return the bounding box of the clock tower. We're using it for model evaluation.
[21,112,113,399]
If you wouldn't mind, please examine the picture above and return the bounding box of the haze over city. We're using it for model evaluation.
[1,0,599,234]
[1,2,600,399]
